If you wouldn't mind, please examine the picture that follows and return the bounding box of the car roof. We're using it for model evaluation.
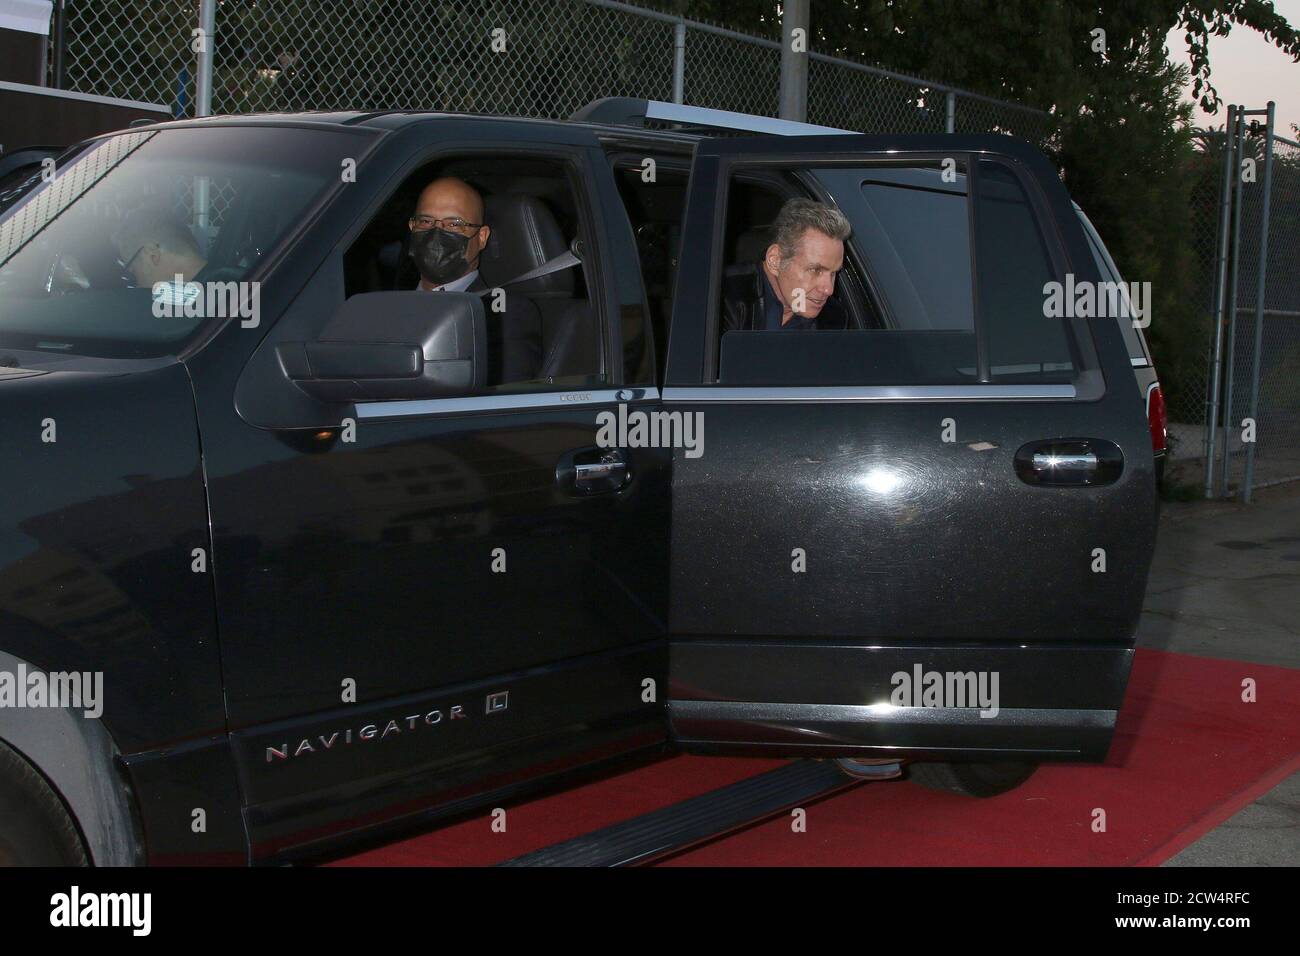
[118,109,708,149]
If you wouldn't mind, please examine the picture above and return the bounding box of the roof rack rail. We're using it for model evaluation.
[570,97,852,137]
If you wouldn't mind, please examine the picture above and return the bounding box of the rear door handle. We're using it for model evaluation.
[1014,439,1123,486]
[556,447,630,495]
[1031,451,1096,472]
[576,457,627,485]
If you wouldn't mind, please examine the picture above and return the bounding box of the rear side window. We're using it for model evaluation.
[1077,206,1150,366]
[974,160,1076,382]
[855,166,973,332]
[714,157,1093,390]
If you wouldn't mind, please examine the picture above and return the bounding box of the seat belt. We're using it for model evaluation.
[481,247,581,292]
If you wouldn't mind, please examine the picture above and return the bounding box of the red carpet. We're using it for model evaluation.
[328,649,1300,866]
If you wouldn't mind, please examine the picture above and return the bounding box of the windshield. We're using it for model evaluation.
[0,125,369,358]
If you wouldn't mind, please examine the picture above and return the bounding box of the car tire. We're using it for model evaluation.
[907,760,1037,798]
[0,739,88,866]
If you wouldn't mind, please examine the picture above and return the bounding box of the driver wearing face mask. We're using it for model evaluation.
[408,177,541,383]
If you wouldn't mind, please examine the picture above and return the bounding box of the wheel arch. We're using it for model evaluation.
[0,648,144,866]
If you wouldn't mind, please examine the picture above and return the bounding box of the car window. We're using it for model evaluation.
[974,160,1076,382]
[854,167,974,331]
[713,158,1090,388]
[1076,206,1150,366]
[340,154,604,395]
[0,126,364,359]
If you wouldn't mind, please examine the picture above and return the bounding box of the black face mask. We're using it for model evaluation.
[409,227,474,287]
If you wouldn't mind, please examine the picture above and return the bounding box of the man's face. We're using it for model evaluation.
[763,228,844,318]
[117,239,170,287]
[409,179,490,272]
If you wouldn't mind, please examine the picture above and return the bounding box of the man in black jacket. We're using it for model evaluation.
[721,197,852,333]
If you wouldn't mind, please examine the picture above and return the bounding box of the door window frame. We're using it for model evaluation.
[331,141,621,418]
[675,145,1105,401]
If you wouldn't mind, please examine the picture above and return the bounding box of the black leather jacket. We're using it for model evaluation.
[720,263,848,332]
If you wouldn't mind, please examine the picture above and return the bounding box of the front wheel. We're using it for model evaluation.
[0,740,88,865]
[907,760,1038,798]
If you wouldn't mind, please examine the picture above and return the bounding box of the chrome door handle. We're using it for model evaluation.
[557,448,631,495]
[1031,451,1098,473]
[1015,439,1122,486]
[575,456,627,485]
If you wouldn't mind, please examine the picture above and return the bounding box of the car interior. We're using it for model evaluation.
[342,156,602,391]
[608,158,889,382]
[609,158,687,382]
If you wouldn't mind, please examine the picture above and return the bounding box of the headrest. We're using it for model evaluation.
[479,193,573,296]
[734,225,773,266]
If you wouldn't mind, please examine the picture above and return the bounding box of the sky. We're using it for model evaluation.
[1166,0,1300,140]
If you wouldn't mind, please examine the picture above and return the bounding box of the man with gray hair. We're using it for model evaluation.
[721,197,851,332]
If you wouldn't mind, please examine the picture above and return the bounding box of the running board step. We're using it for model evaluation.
[498,759,860,867]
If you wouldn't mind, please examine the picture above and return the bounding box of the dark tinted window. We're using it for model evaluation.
[974,161,1074,381]
[855,167,973,330]
[1077,206,1149,365]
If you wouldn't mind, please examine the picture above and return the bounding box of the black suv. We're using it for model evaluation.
[0,98,1157,865]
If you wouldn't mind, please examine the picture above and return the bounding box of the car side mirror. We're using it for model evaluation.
[276,291,487,401]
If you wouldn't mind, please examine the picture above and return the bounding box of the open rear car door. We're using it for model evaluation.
[662,133,1156,766]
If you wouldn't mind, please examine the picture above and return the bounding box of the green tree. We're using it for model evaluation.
[659,0,1299,418]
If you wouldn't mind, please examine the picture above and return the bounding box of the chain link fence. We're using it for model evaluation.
[1155,132,1221,487]
[1215,127,1300,497]
[52,0,1051,142]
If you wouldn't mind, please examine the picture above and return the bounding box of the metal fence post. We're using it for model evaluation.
[779,0,808,122]
[672,18,685,104]
[194,0,216,117]
[1242,102,1276,503]
[1205,108,1237,499]
[1220,107,1248,496]
[52,0,66,88]
[945,91,955,133]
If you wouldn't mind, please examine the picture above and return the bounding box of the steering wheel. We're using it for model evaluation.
[44,251,94,295]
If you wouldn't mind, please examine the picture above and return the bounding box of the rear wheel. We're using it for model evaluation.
[0,740,88,865]
[907,760,1037,798]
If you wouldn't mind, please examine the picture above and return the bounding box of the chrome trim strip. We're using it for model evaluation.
[644,100,852,137]
[671,700,1115,728]
[355,386,659,419]
[661,384,1076,403]
[1144,379,1161,421]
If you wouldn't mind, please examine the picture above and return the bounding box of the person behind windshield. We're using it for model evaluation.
[111,208,209,288]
